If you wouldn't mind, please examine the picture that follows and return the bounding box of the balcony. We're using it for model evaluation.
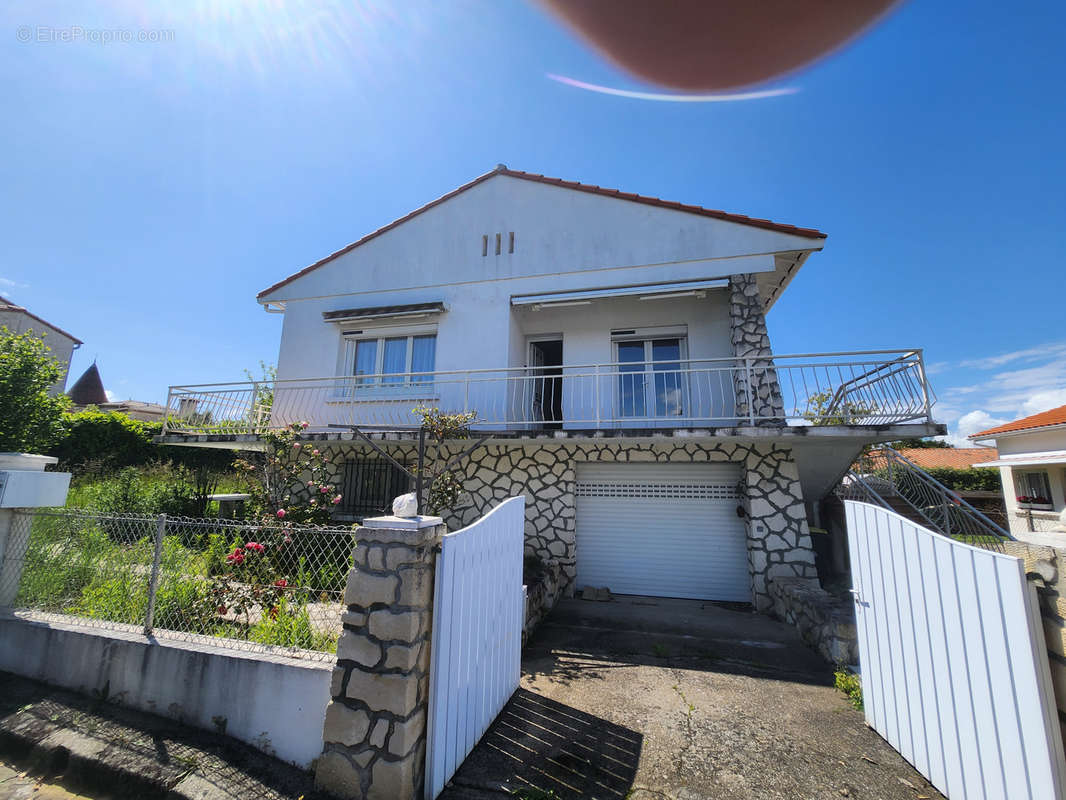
[161,350,935,438]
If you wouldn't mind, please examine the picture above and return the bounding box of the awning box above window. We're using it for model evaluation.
[511,279,727,309]
[322,302,445,324]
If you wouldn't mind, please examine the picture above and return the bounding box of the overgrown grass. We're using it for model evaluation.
[834,667,863,710]
[15,514,340,654]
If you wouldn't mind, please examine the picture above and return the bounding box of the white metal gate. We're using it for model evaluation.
[845,500,1066,800]
[424,496,525,800]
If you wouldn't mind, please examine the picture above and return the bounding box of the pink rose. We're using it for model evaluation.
[276,509,286,519]
[332,495,342,505]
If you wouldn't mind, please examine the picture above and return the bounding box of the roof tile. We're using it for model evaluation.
[969,405,1066,439]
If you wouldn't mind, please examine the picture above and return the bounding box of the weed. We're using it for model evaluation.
[834,667,863,710]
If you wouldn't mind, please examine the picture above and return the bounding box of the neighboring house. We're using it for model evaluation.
[0,295,81,394]
[159,166,943,610]
[970,405,1066,538]
[68,363,168,422]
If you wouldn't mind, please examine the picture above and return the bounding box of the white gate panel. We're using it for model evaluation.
[845,500,1066,800]
[424,496,525,800]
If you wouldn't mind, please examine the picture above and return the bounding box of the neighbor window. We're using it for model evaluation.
[343,332,436,387]
[1020,471,1052,503]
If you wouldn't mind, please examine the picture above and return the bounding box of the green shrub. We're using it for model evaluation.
[834,668,863,710]
[51,409,236,474]
[923,467,1002,492]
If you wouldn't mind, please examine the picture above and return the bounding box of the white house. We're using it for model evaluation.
[970,404,1066,541]
[0,295,81,394]
[160,166,943,610]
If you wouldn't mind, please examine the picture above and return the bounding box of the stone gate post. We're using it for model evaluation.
[315,515,445,800]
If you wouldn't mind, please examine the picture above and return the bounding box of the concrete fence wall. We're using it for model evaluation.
[0,613,332,768]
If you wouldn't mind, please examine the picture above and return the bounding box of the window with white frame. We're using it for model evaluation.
[611,328,688,418]
[340,328,436,389]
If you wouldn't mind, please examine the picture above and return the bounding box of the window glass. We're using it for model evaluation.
[1024,471,1052,501]
[354,340,378,384]
[651,338,683,416]
[382,338,407,384]
[617,341,646,417]
[411,335,436,374]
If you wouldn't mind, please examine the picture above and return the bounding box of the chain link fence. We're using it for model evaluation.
[0,509,358,662]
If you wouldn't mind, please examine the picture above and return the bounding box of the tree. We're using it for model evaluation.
[0,326,69,453]
[413,405,477,514]
[887,437,950,449]
[800,390,879,426]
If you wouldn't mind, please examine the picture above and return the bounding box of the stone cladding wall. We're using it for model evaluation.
[301,438,817,611]
[729,273,785,423]
[767,576,858,664]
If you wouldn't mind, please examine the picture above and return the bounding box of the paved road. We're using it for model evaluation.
[0,761,101,800]
[443,595,944,800]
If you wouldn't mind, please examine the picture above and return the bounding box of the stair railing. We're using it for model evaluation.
[838,445,1012,543]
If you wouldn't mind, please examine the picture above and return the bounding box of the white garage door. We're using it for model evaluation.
[575,463,750,602]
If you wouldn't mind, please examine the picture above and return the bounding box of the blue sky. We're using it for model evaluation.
[1,0,1063,445]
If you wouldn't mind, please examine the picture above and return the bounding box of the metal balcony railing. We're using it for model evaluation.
[161,349,935,436]
[837,445,1011,544]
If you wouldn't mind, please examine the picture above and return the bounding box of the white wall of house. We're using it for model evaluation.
[258,173,827,432]
[267,174,814,392]
[259,174,816,311]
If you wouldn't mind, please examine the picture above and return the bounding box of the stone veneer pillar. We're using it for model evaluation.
[729,273,785,424]
[315,515,445,800]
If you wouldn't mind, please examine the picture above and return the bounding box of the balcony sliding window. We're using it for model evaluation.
[341,331,436,392]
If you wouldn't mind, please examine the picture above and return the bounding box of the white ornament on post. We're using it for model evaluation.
[392,492,417,518]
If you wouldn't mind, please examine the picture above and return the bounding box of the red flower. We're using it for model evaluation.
[226,549,245,565]
[217,605,227,615]
[245,541,265,553]
[274,579,288,588]
[269,606,279,620]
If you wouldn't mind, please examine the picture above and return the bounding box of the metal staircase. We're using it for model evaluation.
[836,445,1011,544]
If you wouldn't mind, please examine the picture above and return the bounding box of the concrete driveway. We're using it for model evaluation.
[441,595,944,800]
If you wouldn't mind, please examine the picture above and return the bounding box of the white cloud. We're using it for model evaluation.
[0,277,28,290]
[933,340,1066,447]
[960,342,1066,370]
[1020,388,1066,416]
[105,389,118,402]
[945,410,1010,447]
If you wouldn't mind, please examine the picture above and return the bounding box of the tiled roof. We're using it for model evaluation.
[897,447,999,470]
[257,166,827,300]
[969,405,1066,439]
[0,295,83,344]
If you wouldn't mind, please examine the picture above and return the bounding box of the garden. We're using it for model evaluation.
[14,508,356,657]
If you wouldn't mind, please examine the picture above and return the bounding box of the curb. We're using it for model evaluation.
[0,716,184,799]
